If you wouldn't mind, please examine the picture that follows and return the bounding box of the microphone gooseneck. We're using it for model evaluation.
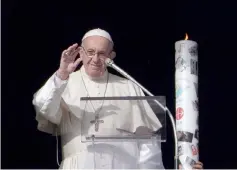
[105,58,178,170]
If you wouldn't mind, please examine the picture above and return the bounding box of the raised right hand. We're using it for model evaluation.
[57,43,82,80]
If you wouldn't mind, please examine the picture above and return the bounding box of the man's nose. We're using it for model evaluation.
[92,54,100,62]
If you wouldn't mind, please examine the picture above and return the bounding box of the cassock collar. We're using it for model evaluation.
[80,65,109,82]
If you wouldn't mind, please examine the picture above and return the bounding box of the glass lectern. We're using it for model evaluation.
[79,96,167,169]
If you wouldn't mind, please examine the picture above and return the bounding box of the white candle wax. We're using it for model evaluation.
[175,36,199,170]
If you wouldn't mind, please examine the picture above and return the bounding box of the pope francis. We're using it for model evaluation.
[32,28,203,169]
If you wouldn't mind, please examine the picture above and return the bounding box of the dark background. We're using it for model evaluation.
[2,0,237,169]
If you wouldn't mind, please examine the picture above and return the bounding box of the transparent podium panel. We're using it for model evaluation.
[80,96,166,143]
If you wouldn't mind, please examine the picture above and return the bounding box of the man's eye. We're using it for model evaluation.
[87,51,95,55]
[99,53,106,56]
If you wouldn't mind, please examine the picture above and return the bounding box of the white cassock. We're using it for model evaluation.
[33,66,165,169]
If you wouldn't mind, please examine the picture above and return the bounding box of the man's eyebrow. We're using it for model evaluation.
[84,47,95,52]
[89,48,107,53]
[83,46,108,53]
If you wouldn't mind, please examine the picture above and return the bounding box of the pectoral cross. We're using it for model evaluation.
[90,114,104,132]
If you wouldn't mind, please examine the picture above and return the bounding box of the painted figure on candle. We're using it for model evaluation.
[194,129,199,140]
[185,156,197,167]
[177,43,186,53]
[175,56,188,72]
[177,131,193,143]
[192,100,199,111]
[190,58,198,76]
[188,46,198,57]
[175,80,191,104]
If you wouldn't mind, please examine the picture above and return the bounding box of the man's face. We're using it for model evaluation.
[80,36,113,77]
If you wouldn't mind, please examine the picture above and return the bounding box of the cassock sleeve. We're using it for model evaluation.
[32,72,68,135]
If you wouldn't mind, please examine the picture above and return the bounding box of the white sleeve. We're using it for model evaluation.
[32,72,68,129]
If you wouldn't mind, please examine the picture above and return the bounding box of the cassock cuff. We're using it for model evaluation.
[54,73,68,88]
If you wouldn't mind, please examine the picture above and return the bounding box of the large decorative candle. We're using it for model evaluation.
[175,34,199,169]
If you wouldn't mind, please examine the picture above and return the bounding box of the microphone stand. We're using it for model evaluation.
[106,59,178,170]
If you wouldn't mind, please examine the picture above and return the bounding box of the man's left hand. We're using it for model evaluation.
[192,161,203,169]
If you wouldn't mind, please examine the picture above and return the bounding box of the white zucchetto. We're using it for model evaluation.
[82,28,113,43]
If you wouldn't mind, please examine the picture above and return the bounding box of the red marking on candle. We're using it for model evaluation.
[191,145,198,155]
[176,107,184,120]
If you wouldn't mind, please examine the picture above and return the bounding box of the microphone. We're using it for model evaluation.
[105,57,178,169]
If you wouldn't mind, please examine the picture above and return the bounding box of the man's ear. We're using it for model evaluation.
[110,51,116,59]
[79,47,83,57]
